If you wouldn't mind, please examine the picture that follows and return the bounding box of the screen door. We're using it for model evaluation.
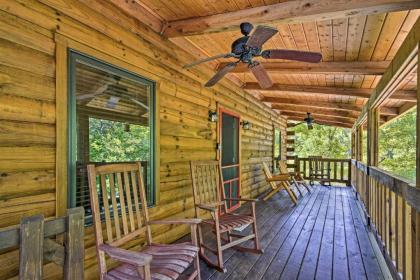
[219,108,241,211]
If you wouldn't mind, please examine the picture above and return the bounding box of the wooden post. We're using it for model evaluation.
[19,215,44,280]
[415,46,420,280]
[65,207,85,280]
[367,108,379,215]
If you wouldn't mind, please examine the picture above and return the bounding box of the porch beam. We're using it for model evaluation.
[220,61,388,75]
[244,83,417,101]
[163,0,420,37]
[272,104,359,119]
[264,97,363,112]
[284,113,353,128]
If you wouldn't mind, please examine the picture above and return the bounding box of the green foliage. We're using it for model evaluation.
[379,109,416,181]
[293,124,351,159]
[89,118,150,162]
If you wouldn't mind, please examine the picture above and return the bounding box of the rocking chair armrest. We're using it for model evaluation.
[266,174,290,182]
[224,197,258,202]
[148,218,202,225]
[99,244,152,266]
[196,202,223,212]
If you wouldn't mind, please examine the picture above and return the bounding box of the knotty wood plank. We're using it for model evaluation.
[297,185,333,279]
[315,187,336,279]
[333,187,349,280]
[242,187,321,280]
[348,188,386,279]
[341,188,367,280]
[225,189,314,280]
[260,188,324,279]
[280,187,330,279]
[201,189,290,280]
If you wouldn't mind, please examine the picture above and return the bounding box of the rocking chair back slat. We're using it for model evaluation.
[191,161,224,216]
[100,174,113,242]
[116,172,129,235]
[87,163,152,250]
[278,160,289,174]
[109,174,121,239]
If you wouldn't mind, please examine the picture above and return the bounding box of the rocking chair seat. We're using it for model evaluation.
[107,242,199,280]
[203,213,254,232]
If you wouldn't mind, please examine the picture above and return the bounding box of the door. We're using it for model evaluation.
[219,108,241,211]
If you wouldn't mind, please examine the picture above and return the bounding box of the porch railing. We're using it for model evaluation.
[351,160,420,280]
[296,157,351,185]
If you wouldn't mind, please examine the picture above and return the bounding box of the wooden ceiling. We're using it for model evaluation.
[109,0,420,128]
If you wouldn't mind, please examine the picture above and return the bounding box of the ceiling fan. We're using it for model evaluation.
[291,113,315,130]
[184,22,322,88]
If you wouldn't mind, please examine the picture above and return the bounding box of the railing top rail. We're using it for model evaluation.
[352,161,420,212]
[298,158,351,162]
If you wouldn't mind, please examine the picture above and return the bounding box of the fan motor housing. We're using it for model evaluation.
[231,37,262,63]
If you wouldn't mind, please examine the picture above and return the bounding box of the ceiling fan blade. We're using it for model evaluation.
[261,49,322,63]
[249,62,273,89]
[246,25,278,48]
[184,53,234,68]
[205,62,237,87]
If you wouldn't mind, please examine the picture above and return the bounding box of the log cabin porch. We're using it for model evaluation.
[1,0,420,279]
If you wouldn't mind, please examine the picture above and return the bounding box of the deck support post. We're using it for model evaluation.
[414,45,420,280]
[367,108,379,216]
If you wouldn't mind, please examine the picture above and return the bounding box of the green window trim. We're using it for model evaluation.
[68,50,157,225]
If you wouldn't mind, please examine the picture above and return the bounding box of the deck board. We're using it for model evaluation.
[179,186,391,280]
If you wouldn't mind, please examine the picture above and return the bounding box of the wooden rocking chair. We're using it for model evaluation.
[87,162,202,280]
[278,160,311,193]
[190,160,263,272]
[262,162,298,204]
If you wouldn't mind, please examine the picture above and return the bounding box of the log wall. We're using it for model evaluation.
[0,0,286,278]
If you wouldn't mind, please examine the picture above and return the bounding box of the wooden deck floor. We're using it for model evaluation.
[184,185,392,280]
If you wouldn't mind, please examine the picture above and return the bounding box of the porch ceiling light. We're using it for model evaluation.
[208,110,218,122]
[241,120,251,130]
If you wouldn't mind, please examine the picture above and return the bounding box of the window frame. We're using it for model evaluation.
[67,50,157,219]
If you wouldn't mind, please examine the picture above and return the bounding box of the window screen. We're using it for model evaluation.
[68,51,156,223]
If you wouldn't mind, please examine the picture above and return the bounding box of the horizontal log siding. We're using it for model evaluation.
[0,0,286,278]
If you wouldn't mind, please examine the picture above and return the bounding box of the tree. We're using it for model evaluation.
[378,109,416,181]
[293,124,351,159]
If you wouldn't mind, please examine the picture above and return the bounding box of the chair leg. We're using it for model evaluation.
[282,182,298,205]
[214,221,226,272]
[263,186,281,201]
[291,177,304,196]
[190,224,201,280]
[251,203,263,254]
[197,224,205,257]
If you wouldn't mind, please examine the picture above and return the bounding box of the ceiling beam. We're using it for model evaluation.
[163,0,420,37]
[218,61,388,75]
[244,83,417,101]
[271,104,358,120]
[263,97,363,112]
[283,112,354,128]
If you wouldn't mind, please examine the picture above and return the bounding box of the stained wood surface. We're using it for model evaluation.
[0,0,287,278]
[177,185,390,280]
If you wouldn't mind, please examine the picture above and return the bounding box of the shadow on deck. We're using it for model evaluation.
[181,185,392,280]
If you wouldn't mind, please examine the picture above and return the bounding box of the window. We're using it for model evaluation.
[68,51,156,222]
[273,127,281,172]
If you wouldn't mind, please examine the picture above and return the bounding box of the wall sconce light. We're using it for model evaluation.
[208,110,218,122]
[241,121,251,130]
